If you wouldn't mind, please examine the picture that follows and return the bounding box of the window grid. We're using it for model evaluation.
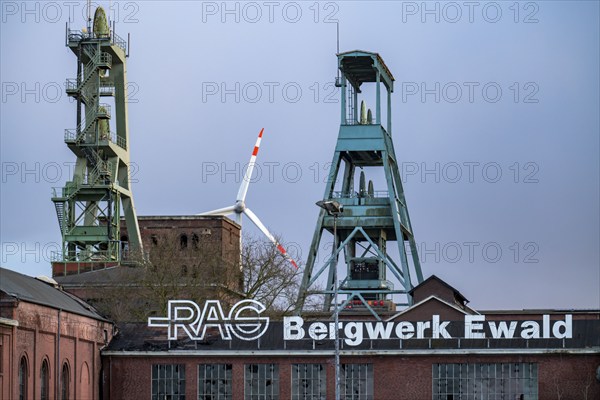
[432,363,539,399]
[198,364,232,400]
[244,364,279,400]
[291,364,326,400]
[341,364,374,400]
[152,364,186,400]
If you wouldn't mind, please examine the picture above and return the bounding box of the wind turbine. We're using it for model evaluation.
[198,128,298,269]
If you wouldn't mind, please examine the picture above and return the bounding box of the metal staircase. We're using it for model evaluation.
[54,201,66,234]
[51,9,143,275]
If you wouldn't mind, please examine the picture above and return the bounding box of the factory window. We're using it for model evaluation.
[152,364,186,400]
[40,359,50,400]
[244,364,279,400]
[291,364,326,400]
[61,362,70,400]
[18,356,28,400]
[432,363,538,399]
[341,364,373,400]
[198,364,232,400]
[192,233,200,248]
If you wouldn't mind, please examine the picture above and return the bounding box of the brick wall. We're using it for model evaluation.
[102,352,600,400]
[0,297,113,400]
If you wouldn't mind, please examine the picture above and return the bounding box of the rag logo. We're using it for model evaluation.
[148,299,269,341]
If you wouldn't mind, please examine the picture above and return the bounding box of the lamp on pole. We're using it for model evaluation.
[316,199,343,400]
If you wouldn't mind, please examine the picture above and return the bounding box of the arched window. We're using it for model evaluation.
[192,233,200,248]
[40,359,50,400]
[61,362,70,400]
[120,235,129,253]
[180,234,188,249]
[18,356,28,400]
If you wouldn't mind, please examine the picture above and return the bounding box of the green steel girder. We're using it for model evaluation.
[51,14,142,268]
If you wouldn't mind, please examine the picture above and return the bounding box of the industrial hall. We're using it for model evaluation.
[1,4,598,400]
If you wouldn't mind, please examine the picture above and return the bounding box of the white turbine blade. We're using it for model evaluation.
[197,205,235,216]
[244,208,299,269]
[236,128,264,202]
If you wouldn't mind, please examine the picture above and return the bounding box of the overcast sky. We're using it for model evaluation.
[1,1,598,310]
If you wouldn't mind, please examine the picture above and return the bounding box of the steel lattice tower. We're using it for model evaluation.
[295,51,423,318]
[51,8,143,273]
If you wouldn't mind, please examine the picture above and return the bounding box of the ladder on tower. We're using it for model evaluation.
[347,85,355,124]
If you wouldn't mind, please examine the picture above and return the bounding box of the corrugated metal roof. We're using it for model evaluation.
[337,50,395,92]
[0,267,110,321]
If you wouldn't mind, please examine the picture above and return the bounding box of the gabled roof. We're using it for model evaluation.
[386,295,476,322]
[0,267,110,321]
[409,274,469,304]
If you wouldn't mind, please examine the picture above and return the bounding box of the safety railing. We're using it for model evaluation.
[331,190,389,199]
[111,31,127,52]
[344,118,379,126]
[98,103,111,119]
[65,78,78,92]
[67,28,127,53]
[97,52,112,69]
[104,131,127,150]
[64,129,77,143]
[99,81,115,96]
[66,129,126,151]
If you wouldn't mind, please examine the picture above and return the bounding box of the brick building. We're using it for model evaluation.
[52,215,241,278]
[0,268,114,400]
[101,275,600,399]
[53,216,243,322]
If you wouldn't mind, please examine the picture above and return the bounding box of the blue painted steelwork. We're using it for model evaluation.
[295,51,423,319]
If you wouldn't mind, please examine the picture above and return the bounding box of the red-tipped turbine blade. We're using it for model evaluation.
[244,208,299,269]
[236,128,264,202]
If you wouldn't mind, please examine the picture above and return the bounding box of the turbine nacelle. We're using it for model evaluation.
[198,128,298,269]
[233,201,246,214]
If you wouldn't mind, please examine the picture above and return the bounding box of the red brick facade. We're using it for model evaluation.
[100,279,600,400]
[0,297,113,400]
[52,216,241,277]
[102,353,600,400]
